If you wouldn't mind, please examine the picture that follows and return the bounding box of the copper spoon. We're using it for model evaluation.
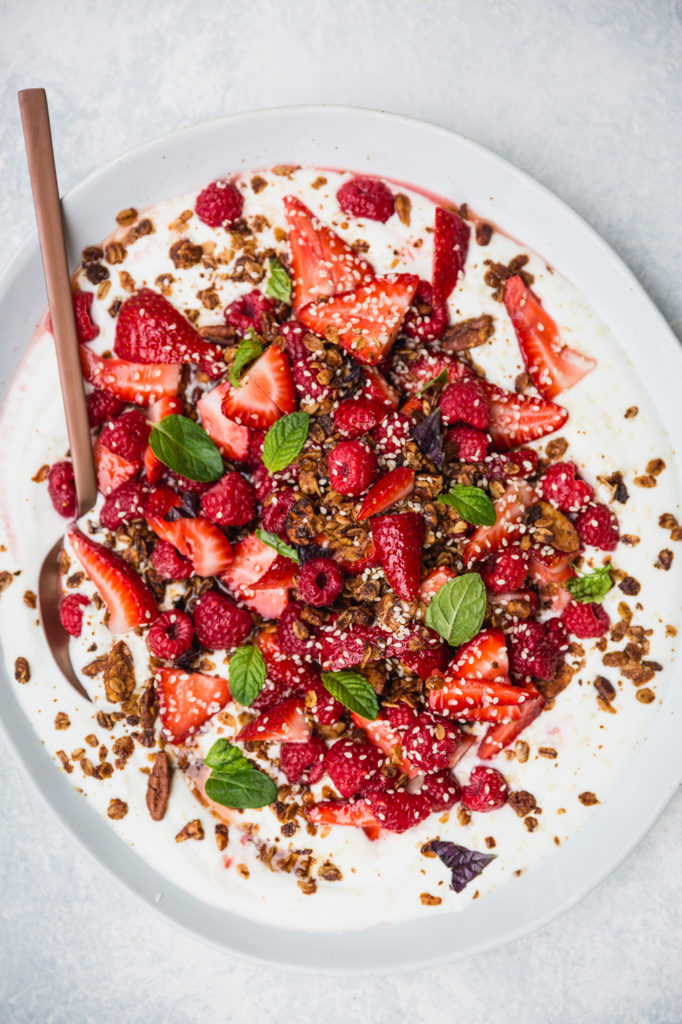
[19,88,97,702]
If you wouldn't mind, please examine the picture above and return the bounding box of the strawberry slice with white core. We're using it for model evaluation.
[478,693,546,759]
[284,195,375,312]
[237,697,311,743]
[222,532,289,618]
[463,480,535,568]
[429,678,534,715]
[306,799,380,829]
[351,711,419,778]
[357,466,415,520]
[299,274,419,366]
[93,439,139,495]
[68,526,158,633]
[155,668,231,744]
[197,380,250,461]
[147,515,233,577]
[504,275,596,400]
[432,207,471,304]
[220,345,296,429]
[483,380,569,451]
[447,629,510,681]
[80,346,181,406]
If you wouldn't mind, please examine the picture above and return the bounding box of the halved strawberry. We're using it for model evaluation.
[478,693,546,759]
[155,668,231,744]
[114,288,226,379]
[429,678,538,720]
[306,799,379,830]
[462,480,535,568]
[528,547,576,611]
[483,381,569,451]
[284,195,374,312]
[222,532,289,618]
[504,276,596,400]
[147,515,233,577]
[432,206,471,303]
[237,697,311,743]
[447,629,509,681]
[418,565,456,604]
[93,439,139,495]
[68,526,158,633]
[80,346,181,405]
[357,466,415,520]
[144,396,185,483]
[220,345,296,429]
[331,540,381,576]
[361,365,400,409]
[250,553,299,591]
[299,274,419,366]
[371,511,424,600]
[197,380,250,461]
[351,712,418,778]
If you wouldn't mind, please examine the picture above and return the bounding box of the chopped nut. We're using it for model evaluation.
[107,798,128,820]
[528,501,579,553]
[14,657,30,684]
[420,893,442,906]
[508,790,536,817]
[54,711,71,730]
[655,549,673,570]
[578,791,599,806]
[215,824,229,850]
[395,193,412,225]
[175,819,205,842]
[441,314,495,352]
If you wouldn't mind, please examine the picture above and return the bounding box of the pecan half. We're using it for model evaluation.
[441,314,495,352]
[146,751,171,821]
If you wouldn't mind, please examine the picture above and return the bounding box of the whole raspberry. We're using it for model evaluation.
[333,398,386,439]
[420,770,462,812]
[72,290,99,343]
[440,378,490,429]
[508,621,561,681]
[296,557,345,607]
[385,702,417,730]
[279,320,309,362]
[486,448,539,482]
[402,712,461,773]
[100,480,149,531]
[252,463,299,502]
[224,289,275,336]
[147,609,195,659]
[195,179,244,228]
[280,736,327,784]
[277,602,317,658]
[544,615,570,650]
[200,471,256,527]
[86,388,124,428]
[261,487,298,539]
[327,440,377,497]
[481,545,529,594]
[325,739,389,798]
[143,485,182,520]
[292,353,333,404]
[59,593,90,637]
[99,410,150,462]
[245,429,266,469]
[372,412,411,463]
[399,646,449,680]
[305,676,345,725]
[446,425,489,462]
[540,461,594,512]
[48,461,77,518]
[193,590,252,651]
[562,600,611,638]
[151,539,193,580]
[403,280,449,343]
[575,503,619,552]
[163,469,212,495]
[367,791,432,832]
[461,766,508,813]
[337,176,395,222]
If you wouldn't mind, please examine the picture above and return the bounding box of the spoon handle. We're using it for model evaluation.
[19,88,97,518]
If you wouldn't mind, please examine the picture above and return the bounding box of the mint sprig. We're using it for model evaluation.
[425,573,486,646]
[255,528,300,563]
[203,739,277,810]
[564,563,613,604]
[148,414,223,482]
[262,411,309,472]
[438,485,496,526]
[229,329,263,388]
[321,670,379,720]
[265,256,292,303]
[228,645,266,706]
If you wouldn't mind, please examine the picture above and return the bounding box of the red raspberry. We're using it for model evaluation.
[461,766,508,812]
[540,461,594,512]
[318,622,382,671]
[243,429,265,470]
[99,410,150,462]
[403,281,449,343]
[163,469,212,495]
[305,676,345,725]
[195,179,244,228]
[280,736,327,784]
[440,378,490,429]
[296,557,345,607]
[446,425,489,462]
[200,471,256,527]
[385,702,417,730]
[325,739,389,798]
[59,593,90,637]
[372,412,411,463]
[367,791,432,833]
[86,389,124,428]
[143,485,181,520]
[100,480,149,531]
[277,602,317,658]
[508,621,561,681]
[402,712,461,773]
[337,176,395,222]
[151,539,193,580]
[48,461,77,518]
[334,398,386,438]
[279,320,309,362]
[261,487,298,539]
[147,609,195,659]
[420,770,462,812]
[486,448,539,482]
[544,615,570,650]
[224,289,275,335]
[575,503,619,551]
[73,290,99,343]
[562,600,610,638]
[292,353,333,404]
[481,545,529,594]
[193,590,252,651]
[251,463,299,502]
[327,440,377,497]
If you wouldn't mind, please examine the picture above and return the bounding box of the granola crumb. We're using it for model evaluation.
[484,836,496,849]
[578,791,599,806]
[215,824,229,851]
[175,819,205,843]
[420,893,442,906]
[636,688,655,704]
[654,549,674,571]
[107,798,128,820]
[236,863,250,878]
[538,746,557,759]
[624,406,639,419]
[23,590,37,608]
[54,711,70,730]
[14,656,30,683]
[523,816,539,832]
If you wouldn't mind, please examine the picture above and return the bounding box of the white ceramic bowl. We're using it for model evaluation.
[1,106,681,972]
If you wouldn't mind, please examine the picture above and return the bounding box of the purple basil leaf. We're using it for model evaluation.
[429,840,495,893]
[339,363,364,399]
[165,492,199,521]
[297,544,329,563]
[411,409,444,467]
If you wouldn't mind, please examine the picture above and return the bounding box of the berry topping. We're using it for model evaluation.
[484,381,569,451]
[461,766,508,812]
[371,512,424,600]
[276,602,316,658]
[85,388,125,429]
[261,487,299,539]
[337,176,395,222]
[195,179,244,228]
[80,346,181,406]
[156,668,230,744]
[296,557,345,607]
[403,280,449,343]
[99,409,150,463]
[48,461,77,518]
[147,515,233,578]
[366,790,432,833]
[440,378,490,430]
[147,609,195,660]
[224,289,275,336]
[333,398,386,438]
[280,736,327,784]
[237,697,311,744]
[446,425,489,462]
[481,545,529,594]
[59,593,90,637]
[325,738,389,798]
[357,466,415,520]
[192,590,252,651]
[99,480,149,531]
[420,770,462,812]
[327,440,377,497]
[371,411,412,464]
[196,380,251,461]
[199,472,256,527]
[539,461,594,512]
[575,503,620,551]
[220,345,295,429]
[72,290,99,343]
[151,539,193,580]
[432,207,470,303]
[486,448,539,482]
[402,712,462,773]
[508,621,562,682]
[385,702,417,730]
[562,600,611,638]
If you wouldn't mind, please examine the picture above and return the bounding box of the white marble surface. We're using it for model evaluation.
[1,0,681,1020]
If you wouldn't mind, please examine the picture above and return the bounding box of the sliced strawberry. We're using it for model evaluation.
[222,532,289,619]
[68,526,158,633]
[371,511,424,600]
[250,553,299,591]
[299,274,419,366]
[197,380,250,461]
[331,539,381,576]
[418,565,456,603]
[483,381,569,451]
[93,439,139,495]
[306,799,379,829]
[283,195,374,312]
[351,712,418,778]
[429,678,538,719]
[357,466,415,521]
[221,345,296,429]
[237,697,311,743]
[80,346,181,405]
[504,276,596,400]
[155,668,230,744]
[361,365,400,409]
[147,515,233,577]
[114,288,226,379]
[432,207,471,304]
[478,693,546,759]
[144,396,185,483]
[463,480,535,568]
[143,444,163,485]
[528,547,576,611]
[447,629,509,681]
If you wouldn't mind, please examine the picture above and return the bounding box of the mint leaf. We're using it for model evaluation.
[564,563,613,604]
[418,369,448,396]
[321,670,379,720]
[228,645,266,706]
[425,573,486,646]
[255,528,300,564]
[429,840,496,893]
[265,256,292,303]
[205,738,248,772]
[262,411,309,472]
[149,414,223,482]
[205,766,278,810]
[438,485,496,526]
[229,329,263,388]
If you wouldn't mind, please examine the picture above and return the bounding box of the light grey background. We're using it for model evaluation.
[1,0,681,1021]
